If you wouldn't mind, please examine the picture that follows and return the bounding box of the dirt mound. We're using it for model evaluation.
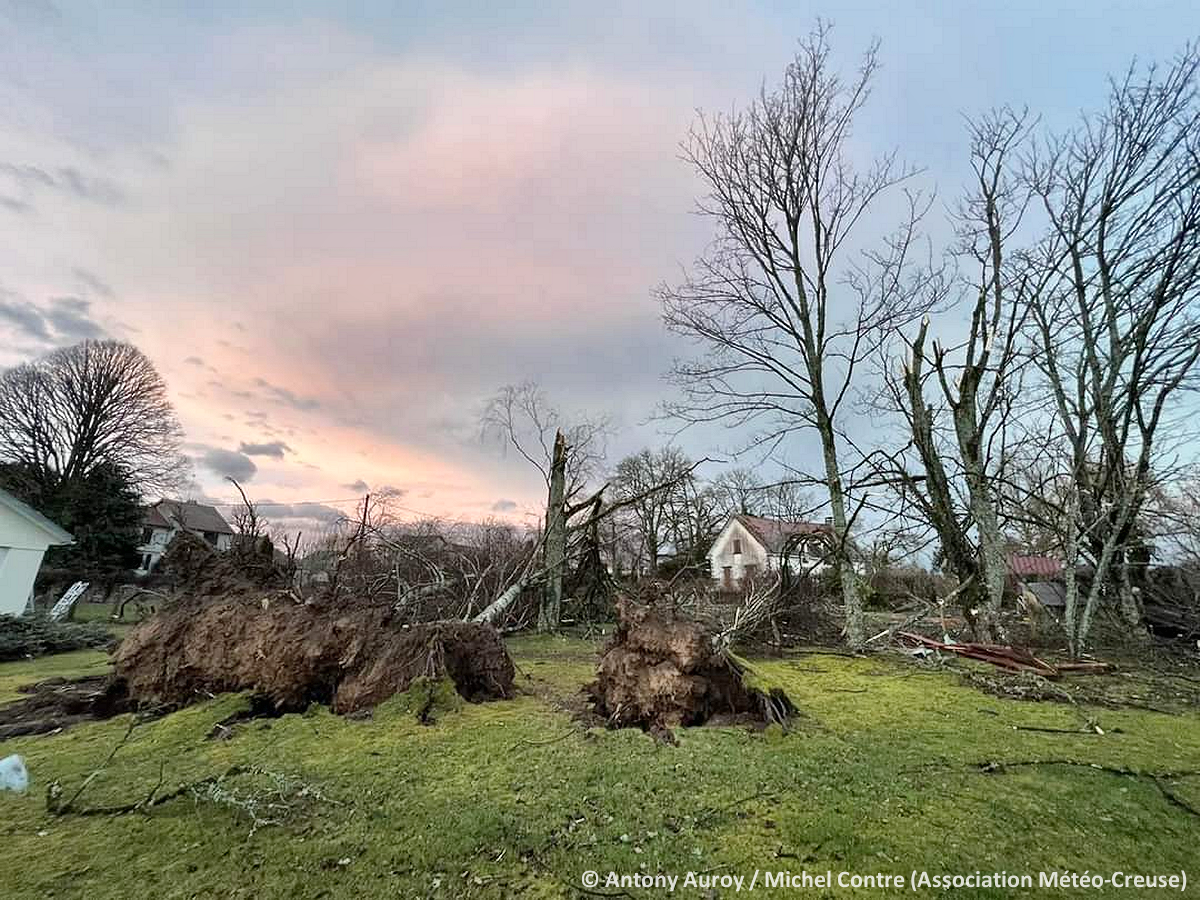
[160,531,288,595]
[112,596,515,714]
[587,597,793,738]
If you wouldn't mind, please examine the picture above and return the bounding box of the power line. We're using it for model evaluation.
[203,496,365,509]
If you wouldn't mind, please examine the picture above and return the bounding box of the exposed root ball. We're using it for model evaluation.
[112,596,514,714]
[587,598,794,737]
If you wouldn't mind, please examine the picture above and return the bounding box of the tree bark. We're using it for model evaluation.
[538,430,568,632]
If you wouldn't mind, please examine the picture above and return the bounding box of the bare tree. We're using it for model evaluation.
[226,477,263,540]
[1023,45,1200,652]
[711,467,763,516]
[611,447,694,575]
[878,109,1035,641]
[658,24,929,646]
[0,340,187,497]
[665,467,721,565]
[482,381,609,504]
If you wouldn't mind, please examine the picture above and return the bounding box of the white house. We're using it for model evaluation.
[707,514,834,590]
[0,487,74,616]
[136,499,233,574]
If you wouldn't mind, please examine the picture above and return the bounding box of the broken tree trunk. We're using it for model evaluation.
[538,429,568,633]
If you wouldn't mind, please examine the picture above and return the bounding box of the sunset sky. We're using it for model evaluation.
[2,0,1196,529]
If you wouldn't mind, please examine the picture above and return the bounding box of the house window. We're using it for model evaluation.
[203,531,219,546]
[744,563,759,581]
[722,566,733,588]
[141,553,152,571]
[141,527,153,544]
[733,539,742,555]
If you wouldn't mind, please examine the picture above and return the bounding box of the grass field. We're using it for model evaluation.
[0,635,1198,898]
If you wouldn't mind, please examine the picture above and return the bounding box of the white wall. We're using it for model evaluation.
[0,546,48,616]
[708,519,769,586]
[136,525,174,573]
[0,509,59,552]
[0,505,63,615]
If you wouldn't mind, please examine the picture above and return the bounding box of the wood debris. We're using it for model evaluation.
[897,632,1110,679]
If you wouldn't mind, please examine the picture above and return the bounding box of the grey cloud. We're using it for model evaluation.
[252,377,320,411]
[184,355,205,366]
[72,268,115,298]
[0,295,51,341]
[0,162,123,209]
[42,296,104,340]
[0,292,104,344]
[257,501,343,523]
[238,440,291,459]
[491,499,517,512]
[195,447,257,481]
[1,1,62,27]
[56,167,123,204]
[342,479,369,492]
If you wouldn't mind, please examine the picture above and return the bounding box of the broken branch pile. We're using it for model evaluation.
[897,632,1111,678]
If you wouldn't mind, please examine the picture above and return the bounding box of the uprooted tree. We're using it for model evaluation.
[588,582,795,739]
[111,530,516,716]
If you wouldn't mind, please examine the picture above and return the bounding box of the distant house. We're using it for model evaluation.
[1009,554,1066,609]
[707,514,834,590]
[136,500,234,574]
[0,487,74,615]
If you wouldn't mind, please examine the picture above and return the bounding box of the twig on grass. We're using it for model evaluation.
[695,789,776,827]
[508,730,576,752]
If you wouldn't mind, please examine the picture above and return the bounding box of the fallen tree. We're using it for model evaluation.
[587,594,794,739]
[113,595,514,714]
[107,529,515,715]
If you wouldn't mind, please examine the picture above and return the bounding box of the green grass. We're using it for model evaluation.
[1,636,1198,898]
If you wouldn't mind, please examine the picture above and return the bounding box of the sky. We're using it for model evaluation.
[2,0,1197,530]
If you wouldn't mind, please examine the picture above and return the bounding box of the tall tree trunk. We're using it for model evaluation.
[815,406,862,648]
[1113,556,1148,641]
[956,409,1007,643]
[538,430,568,633]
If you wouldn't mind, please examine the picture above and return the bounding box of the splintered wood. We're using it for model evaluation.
[897,632,1111,678]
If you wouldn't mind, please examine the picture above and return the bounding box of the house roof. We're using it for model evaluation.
[0,486,74,544]
[145,499,234,535]
[731,514,833,555]
[1008,554,1063,578]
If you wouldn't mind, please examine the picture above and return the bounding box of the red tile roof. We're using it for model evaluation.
[735,514,832,555]
[1008,554,1063,577]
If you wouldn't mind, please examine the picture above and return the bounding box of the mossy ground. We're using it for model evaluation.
[0,634,1197,898]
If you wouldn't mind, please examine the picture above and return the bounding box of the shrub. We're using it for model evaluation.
[0,615,114,662]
